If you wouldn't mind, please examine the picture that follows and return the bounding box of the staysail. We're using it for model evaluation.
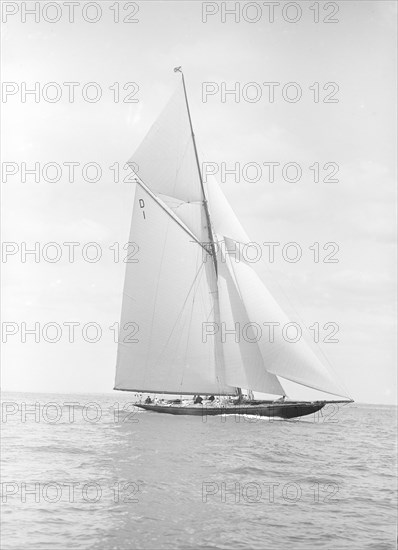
[205,175,349,399]
[115,72,349,399]
[217,247,286,395]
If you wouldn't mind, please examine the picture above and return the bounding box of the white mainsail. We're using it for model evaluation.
[115,183,234,395]
[115,76,349,400]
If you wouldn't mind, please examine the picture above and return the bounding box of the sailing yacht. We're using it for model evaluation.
[114,68,352,418]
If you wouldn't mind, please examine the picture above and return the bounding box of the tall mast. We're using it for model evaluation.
[175,67,218,276]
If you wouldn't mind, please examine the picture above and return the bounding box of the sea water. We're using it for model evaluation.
[1,392,396,549]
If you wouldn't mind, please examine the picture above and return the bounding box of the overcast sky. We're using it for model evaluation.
[2,1,396,404]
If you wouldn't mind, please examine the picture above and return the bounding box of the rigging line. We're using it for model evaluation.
[158,195,203,207]
[222,248,285,396]
[114,387,237,396]
[199,260,226,394]
[122,292,136,301]
[197,251,231,394]
[218,230,346,393]
[152,256,208,370]
[157,194,203,216]
[173,134,196,193]
[143,195,172,389]
[178,70,218,276]
[178,245,203,389]
[210,270,229,396]
[134,176,212,257]
[227,249,348,399]
[254,252,351,398]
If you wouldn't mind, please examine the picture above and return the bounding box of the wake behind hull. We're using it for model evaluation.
[135,401,327,419]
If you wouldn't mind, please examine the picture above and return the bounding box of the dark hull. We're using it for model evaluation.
[135,401,327,419]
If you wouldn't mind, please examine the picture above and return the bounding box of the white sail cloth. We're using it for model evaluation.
[129,85,206,239]
[116,80,349,399]
[115,184,235,395]
[130,86,202,203]
[217,248,286,395]
[224,238,348,398]
[205,176,349,398]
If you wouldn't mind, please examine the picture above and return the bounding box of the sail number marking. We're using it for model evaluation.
[139,199,146,219]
